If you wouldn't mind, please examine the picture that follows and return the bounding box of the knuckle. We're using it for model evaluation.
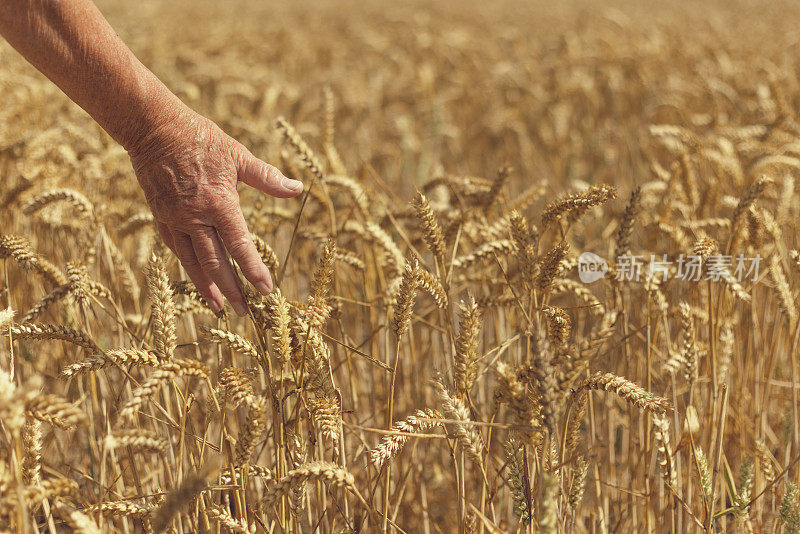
[177,250,200,268]
[199,255,222,272]
[226,236,252,257]
[213,197,239,217]
[233,147,250,169]
[192,225,216,240]
[264,163,281,183]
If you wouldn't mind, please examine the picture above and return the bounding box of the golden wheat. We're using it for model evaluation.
[3,2,800,531]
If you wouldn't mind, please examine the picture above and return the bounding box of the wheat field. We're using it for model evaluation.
[3,0,800,532]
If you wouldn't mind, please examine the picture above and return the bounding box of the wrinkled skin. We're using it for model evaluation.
[128,105,303,315]
[0,0,303,316]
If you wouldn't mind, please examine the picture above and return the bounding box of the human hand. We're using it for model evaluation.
[127,104,303,316]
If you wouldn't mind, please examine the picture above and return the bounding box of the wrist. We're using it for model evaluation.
[113,70,191,157]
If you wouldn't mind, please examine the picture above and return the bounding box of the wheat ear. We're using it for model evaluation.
[118,359,210,420]
[105,429,169,454]
[21,416,42,485]
[454,296,481,397]
[85,501,152,519]
[433,377,484,464]
[205,505,248,533]
[276,116,325,181]
[26,393,88,429]
[218,367,255,407]
[0,307,13,329]
[54,503,101,534]
[259,461,361,511]
[148,253,176,359]
[368,408,442,467]
[234,395,267,466]
[150,460,220,533]
[0,234,67,287]
[576,371,671,414]
[6,322,100,352]
[392,259,420,339]
[202,326,261,360]
[306,237,336,328]
[536,241,569,294]
[540,184,617,228]
[60,348,160,378]
[415,264,447,308]
[413,190,446,264]
[615,186,641,258]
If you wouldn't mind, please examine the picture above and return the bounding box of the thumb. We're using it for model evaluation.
[237,151,303,198]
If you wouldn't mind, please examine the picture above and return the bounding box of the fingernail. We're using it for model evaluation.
[281,175,303,192]
[208,299,223,313]
[232,301,248,317]
[255,281,272,296]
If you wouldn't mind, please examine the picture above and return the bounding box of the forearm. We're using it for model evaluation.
[0,0,181,150]
[0,0,302,311]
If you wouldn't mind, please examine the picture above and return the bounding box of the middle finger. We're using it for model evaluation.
[190,225,248,316]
